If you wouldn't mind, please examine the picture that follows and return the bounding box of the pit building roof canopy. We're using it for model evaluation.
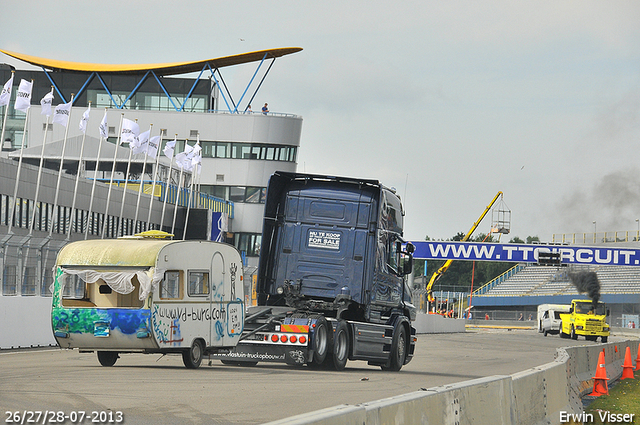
[0,47,302,112]
[0,47,302,76]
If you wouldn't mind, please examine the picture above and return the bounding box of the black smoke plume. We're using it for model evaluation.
[568,271,601,306]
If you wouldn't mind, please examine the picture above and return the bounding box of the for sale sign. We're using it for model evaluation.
[308,230,341,250]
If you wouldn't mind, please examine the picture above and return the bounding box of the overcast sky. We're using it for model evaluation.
[1,1,639,242]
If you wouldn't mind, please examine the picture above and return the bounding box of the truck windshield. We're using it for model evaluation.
[575,301,606,315]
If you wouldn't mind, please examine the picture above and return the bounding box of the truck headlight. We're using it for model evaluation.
[276,286,284,295]
[576,326,583,330]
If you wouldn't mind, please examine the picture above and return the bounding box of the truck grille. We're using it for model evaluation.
[585,320,601,332]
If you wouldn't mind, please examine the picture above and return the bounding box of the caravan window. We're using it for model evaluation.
[188,271,209,296]
[160,271,183,299]
[63,274,86,299]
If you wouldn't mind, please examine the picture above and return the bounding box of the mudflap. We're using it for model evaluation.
[211,343,311,366]
[406,325,416,365]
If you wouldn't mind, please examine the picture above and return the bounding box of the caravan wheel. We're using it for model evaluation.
[97,351,119,367]
[183,340,204,369]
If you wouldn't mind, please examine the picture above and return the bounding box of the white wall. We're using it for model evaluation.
[0,296,56,349]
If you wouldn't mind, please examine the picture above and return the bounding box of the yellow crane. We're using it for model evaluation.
[426,191,506,303]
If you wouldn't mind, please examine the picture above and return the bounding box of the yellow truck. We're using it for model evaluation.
[559,299,610,343]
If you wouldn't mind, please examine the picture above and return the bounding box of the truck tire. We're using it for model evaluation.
[183,339,204,369]
[570,326,578,340]
[331,321,350,371]
[97,351,119,367]
[601,336,608,343]
[310,316,331,365]
[382,323,407,372]
[543,330,548,337]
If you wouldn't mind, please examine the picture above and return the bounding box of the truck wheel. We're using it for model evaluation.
[570,327,578,340]
[382,324,407,372]
[331,321,350,371]
[183,340,204,369]
[601,336,608,343]
[311,316,331,365]
[97,351,119,367]
[543,330,548,337]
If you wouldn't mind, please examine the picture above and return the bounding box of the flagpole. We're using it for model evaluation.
[48,94,75,237]
[147,132,163,227]
[116,119,137,237]
[160,135,177,231]
[171,140,187,237]
[0,71,15,149]
[29,87,55,235]
[182,170,195,240]
[67,101,91,240]
[85,108,107,240]
[7,80,34,235]
[101,113,124,239]
[171,167,184,238]
[134,124,153,231]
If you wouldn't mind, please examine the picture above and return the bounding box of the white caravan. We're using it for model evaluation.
[51,232,244,368]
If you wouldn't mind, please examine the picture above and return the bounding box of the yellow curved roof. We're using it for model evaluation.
[56,239,175,267]
[0,47,302,76]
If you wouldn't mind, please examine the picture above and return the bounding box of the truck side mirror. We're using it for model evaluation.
[402,256,413,275]
[607,309,610,317]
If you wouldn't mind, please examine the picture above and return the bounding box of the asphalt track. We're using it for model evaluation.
[0,328,621,425]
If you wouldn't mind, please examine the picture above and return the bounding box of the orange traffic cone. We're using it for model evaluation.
[635,343,640,372]
[621,347,635,380]
[588,351,609,396]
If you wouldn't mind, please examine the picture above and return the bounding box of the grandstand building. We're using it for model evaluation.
[0,48,303,348]
[471,262,640,326]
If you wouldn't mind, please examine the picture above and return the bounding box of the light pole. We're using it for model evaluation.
[636,219,639,241]
[593,221,596,244]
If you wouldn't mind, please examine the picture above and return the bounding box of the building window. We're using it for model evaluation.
[235,233,262,257]
[41,268,53,297]
[2,265,17,295]
[22,267,37,296]
[201,186,266,204]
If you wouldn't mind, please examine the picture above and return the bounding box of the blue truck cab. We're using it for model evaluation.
[258,172,416,325]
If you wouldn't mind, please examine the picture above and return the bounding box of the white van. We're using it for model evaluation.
[51,233,244,368]
[537,304,571,336]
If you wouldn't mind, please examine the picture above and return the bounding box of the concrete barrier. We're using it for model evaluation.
[413,313,465,333]
[264,340,640,425]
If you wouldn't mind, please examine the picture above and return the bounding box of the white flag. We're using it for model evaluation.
[120,118,139,146]
[14,79,33,112]
[40,90,54,116]
[53,101,72,126]
[99,110,108,139]
[79,104,90,133]
[0,75,13,107]
[191,141,202,168]
[163,137,176,160]
[175,143,194,171]
[147,136,160,159]
[132,129,149,155]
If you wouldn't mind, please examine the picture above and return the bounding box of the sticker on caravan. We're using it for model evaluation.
[308,230,341,250]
